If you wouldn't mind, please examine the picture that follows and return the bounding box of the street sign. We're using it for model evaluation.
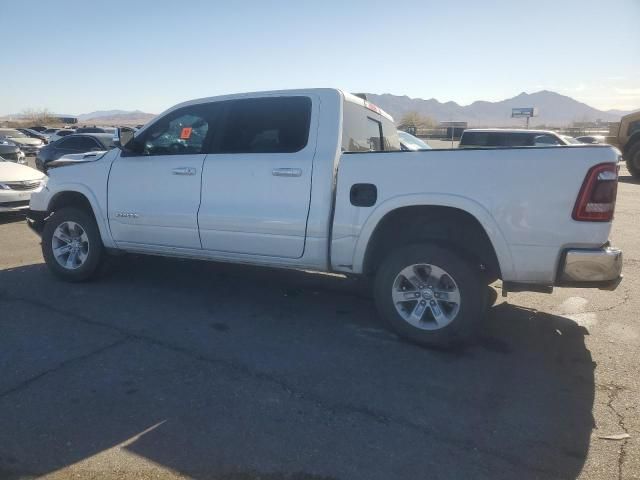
[511,107,538,118]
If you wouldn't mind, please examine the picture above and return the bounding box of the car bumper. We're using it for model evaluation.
[0,200,31,212]
[0,187,39,212]
[19,146,43,155]
[26,208,48,235]
[556,244,623,290]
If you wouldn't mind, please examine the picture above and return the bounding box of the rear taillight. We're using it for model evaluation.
[572,163,618,222]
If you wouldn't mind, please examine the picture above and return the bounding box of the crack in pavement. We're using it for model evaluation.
[0,337,130,399]
[580,285,632,315]
[0,289,579,479]
[599,383,629,480]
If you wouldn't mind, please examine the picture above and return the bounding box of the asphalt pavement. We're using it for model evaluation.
[0,161,637,479]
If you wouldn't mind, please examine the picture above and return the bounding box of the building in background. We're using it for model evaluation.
[439,121,467,140]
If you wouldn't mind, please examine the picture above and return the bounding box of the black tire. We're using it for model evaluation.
[42,207,104,282]
[374,244,484,348]
[625,141,640,179]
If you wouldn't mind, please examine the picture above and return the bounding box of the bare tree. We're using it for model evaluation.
[397,111,437,134]
[20,108,57,126]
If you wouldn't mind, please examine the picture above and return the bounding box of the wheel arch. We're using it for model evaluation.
[353,195,514,280]
[46,185,115,248]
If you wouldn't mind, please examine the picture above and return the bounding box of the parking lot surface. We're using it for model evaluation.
[0,162,637,480]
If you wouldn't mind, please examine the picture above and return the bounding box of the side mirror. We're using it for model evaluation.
[117,127,135,149]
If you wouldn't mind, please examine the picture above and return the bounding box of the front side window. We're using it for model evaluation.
[218,97,311,154]
[142,108,210,156]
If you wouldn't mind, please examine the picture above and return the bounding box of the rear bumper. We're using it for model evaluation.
[556,245,623,290]
[26,209,48,236]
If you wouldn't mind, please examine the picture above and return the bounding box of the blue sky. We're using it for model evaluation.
[1,0,638,115]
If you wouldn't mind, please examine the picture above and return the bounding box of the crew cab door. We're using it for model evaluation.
[198,95,317,258]
[108,103,219,249]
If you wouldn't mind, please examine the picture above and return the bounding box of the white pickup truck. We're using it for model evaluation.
[27,89,623,347]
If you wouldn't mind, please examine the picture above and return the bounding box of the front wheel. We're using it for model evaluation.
[42,207,104,282]
[374,244,484,348]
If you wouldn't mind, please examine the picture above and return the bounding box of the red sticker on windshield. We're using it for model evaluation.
[180,127,192,139]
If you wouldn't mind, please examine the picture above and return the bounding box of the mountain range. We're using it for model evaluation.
[365,90,635,127]
[2,90,636,127]
[77,109,155,125]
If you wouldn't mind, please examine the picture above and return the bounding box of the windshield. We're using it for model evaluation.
[398,131,432,150]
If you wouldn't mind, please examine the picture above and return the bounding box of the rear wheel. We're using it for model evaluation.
[42,207,104,282]
[374,244,484,347]
[625,141,640,179]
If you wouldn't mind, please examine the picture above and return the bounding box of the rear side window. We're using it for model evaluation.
[381,116,401,151]
[218,97,311,154]
[366,118,383,151]
[342,101,394,152]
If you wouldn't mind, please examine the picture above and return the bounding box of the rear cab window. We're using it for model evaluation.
[342,98,400,152]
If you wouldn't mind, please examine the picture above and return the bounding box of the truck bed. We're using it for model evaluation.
[331,145,621,283]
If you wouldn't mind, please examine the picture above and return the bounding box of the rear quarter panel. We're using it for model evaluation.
[332,145,620,283]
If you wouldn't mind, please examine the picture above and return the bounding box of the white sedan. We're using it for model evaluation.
[0,161,46,212]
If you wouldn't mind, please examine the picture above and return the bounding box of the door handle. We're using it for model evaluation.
[172,167,196,176]
[272,168,302,177]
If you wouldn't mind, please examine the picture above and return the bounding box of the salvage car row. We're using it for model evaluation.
[0,125,129,167]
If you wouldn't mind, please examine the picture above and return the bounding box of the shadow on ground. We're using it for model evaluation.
[0,256,595,479]
[0,212,27,226]
[618,173,639,185]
